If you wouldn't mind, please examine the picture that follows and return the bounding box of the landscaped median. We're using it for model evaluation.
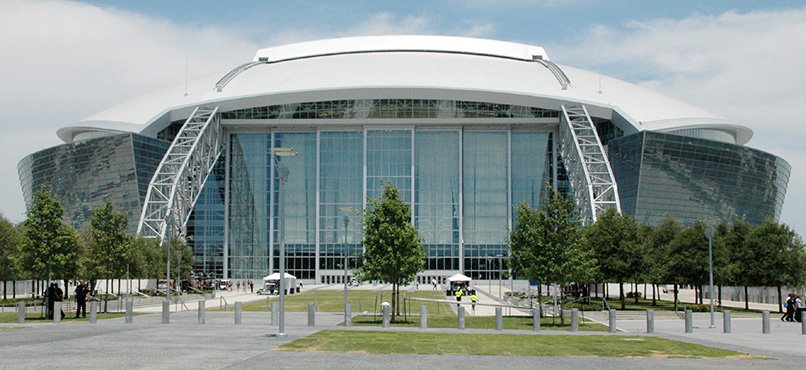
[274,330,764,359]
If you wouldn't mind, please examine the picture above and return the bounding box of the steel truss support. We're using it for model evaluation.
[559,105,621,225]
[137,106,223,240]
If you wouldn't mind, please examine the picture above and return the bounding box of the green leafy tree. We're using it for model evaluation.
[0,214,23,299]
[745,219,806,313]
[358,182,425,321]
[647,217,683,308]
[19,188,81,291]
[85,200,133,294]
[722,220,754,309]
[667,221,711,304]
[510,188,595,324]
[585,208,642,309]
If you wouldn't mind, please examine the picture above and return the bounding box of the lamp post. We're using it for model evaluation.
[339,206,355,325]
[487,256,492,293]
[271,147,296,339]
[498,254,503,300]
[705,226,716,329]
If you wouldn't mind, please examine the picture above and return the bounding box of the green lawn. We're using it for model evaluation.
[351,314,607,331]
[219,290,453,314]
[0,312,137,323]
[276,330,762,359]
[592,297,763,314]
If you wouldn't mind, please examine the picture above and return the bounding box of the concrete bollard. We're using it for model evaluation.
[457,306,465,330]
[685,310,693,333]
[308,303,315,327]
[345,303,352,327]
[571,308,579,332]
[125,300,133,324]
[198,300,205,324]
[89,301,98,323]
[162,300,170,324]
[420,305,428,329]
[17,302,25,324]
[723,310,731,334]
[609,309,616,333]
[533,307,541,331]
[646,310,654,333]
[234,302,242,325]
[271,301,278,326]
[495,307,503,331]
[360,297,363,312]
[762,311,770,334]
[802,311,806,335]
[53,302,61,323]
[382,305,390,328]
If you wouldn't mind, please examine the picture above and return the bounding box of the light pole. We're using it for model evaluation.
[498,254,503,300]
[705,226,716,329]
[487,256,492,294]
[271,147,296,339]
[339,206,355,325]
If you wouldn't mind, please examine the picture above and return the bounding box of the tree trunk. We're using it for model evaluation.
[718,285,722,307]
[619,283,625,310]
[3,280,6,300]
[559,290,565,325]
[652,283,656,306]
[634,283,639,304]
[673,284,679,310]
[391,283,397,322]
[12,280,16,299]
[63,279,69,299]
[744,286,749,310]
[777,286,783,313]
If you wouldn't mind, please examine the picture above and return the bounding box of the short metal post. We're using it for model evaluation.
[162,300,170,324]
[723,310,731,333]
[17,302,25,324]
[533,307,541,331]
[382,305,390,328]
[457,306,465,330]
[571,308,579,332]
[234,302,242,325]
[89,301,98,323]
[685,310,693,333]
[345,303,352,327]
[308,303,315,327]
[646,309,654,333]
[762,311,770,334]
[53,301,61,323]
[271,301,278,325]
[609,309,616,333]
[198,300,205,324]
[420,305,427,329]
[495,307,503,331]
[125,300,133,324]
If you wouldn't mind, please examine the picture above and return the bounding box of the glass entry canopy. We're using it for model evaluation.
[224,127,554,281]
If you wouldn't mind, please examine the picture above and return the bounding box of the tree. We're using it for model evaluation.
[585,208,642,310]
[0,214,23,299]
[666,221,711,304]
[647,217,683,308]
[510,188,595,324]
[19,188,81,289]
[85,200,133,294]
[358,182,424,322]
[722,220,754,309]
[745,219,806,313]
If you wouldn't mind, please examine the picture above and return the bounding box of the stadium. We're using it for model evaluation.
[18,35,790,283]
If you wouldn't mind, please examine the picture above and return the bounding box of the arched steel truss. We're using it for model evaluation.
[137,106,223,240]
[559,105,621,225]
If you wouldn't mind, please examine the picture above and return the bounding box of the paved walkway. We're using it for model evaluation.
[2,283,805,369]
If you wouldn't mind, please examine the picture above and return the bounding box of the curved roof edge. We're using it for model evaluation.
[644,118,753,145]
[253,35,549,63]
[57,121,145,143]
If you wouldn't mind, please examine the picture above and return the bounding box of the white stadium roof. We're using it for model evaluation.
[59,35,752,145]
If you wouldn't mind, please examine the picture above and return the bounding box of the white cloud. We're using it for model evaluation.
[551,8,806,234]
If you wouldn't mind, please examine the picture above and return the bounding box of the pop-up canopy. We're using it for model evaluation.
[447,273,472,283]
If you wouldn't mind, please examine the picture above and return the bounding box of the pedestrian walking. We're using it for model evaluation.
[796,294,804,323]
[470,293,478,314]
[783,293,796,322]
[75,280,89,318]
[249,281,254,293]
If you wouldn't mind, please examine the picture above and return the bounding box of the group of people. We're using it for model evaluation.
[44,280,90,320]
[782,293,804,322]
[227,280,254,293]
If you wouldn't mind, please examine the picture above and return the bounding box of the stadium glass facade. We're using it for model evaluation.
[608,131,790,226]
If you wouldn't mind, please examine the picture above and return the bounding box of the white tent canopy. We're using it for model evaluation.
[262,273,296,282]
[447,273,472,283]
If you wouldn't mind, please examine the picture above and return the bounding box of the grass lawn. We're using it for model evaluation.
[0,327,23,331]
[594,297,763,314]
[276,330,762,359]
[351,314,607,331]
[0,312,139,323]
[218,290,453,314]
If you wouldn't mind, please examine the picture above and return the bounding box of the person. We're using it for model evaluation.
[469,293,478,314]
[249,281,254,293]
[45,283,56,320]
[75,280,89,318]
[455,288,463,307]
[236,281,241,291]
[432,279,437,290]
[54,282,65,320]
[782,293,796,322]
[796,294,804,323]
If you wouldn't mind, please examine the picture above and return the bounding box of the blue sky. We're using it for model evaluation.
[1,0,804,235]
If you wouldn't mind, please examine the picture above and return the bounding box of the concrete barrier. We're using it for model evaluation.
[162,300,170,324]
[762,311,770,334]
[420,305,427,329]
[382,305,390,328]
[345,304,352,327]
[533,307,540,331]
[723,310,731,334]
[495,307,502,331]
[54,302,61,323]
[609,309,616,333]
[89,301,98,323]
[198,300,205,324]
[234,302,242,325]
[646,310,654,333]
[571,308,579,332]
[125,300,133,324]
[457,307,465,330]
[271,301,278,325]
[17,302,25,324]
[685,310,693,333]
[308,303,315,327]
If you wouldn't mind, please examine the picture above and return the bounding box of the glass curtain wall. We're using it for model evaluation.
[366,129,413,203]
[415,131,461,271]
[462,132,509,279]
[228,134,267,279]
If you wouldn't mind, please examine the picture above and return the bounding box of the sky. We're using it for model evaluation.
[1,0,804,235]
